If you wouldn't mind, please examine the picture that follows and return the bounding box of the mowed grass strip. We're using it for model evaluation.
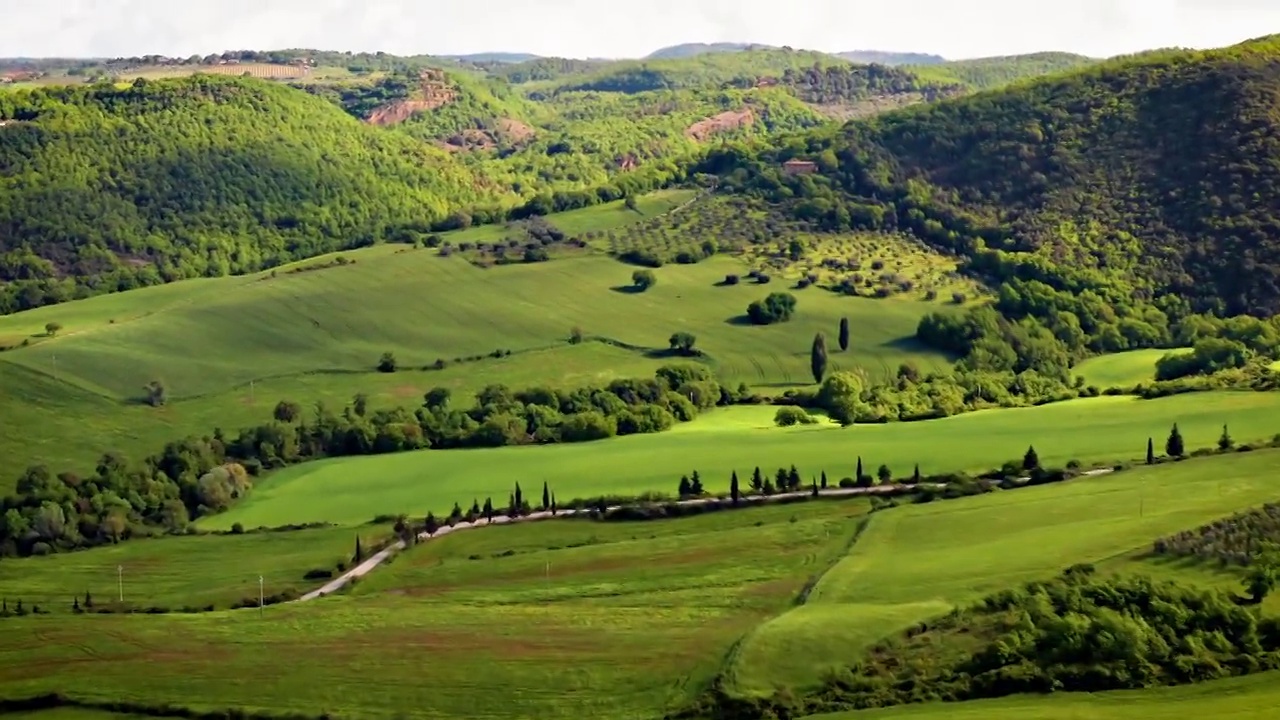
[729,448,1280,695]
[0,524,390,612]
[204,391,1280,529]
[0,501,868,720]
[805,669,1280,719]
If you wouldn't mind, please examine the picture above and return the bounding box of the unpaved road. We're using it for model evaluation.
[298,468,1113,602]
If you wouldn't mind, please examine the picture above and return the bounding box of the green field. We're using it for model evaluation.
[203,391,1280,528]
[1073,348,1186,388]
[0,524,391,612]
[726,448,1280,695]
[0,231,954,484]
[0,500,869,719]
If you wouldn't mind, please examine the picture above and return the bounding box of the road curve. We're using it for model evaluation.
[297,468,1113,602]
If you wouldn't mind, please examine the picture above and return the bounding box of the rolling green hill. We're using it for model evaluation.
[0,75,508,314]
[910,51,1099,88]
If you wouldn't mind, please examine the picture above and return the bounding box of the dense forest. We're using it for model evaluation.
[0,76,513,313]
[699,36,1280,381]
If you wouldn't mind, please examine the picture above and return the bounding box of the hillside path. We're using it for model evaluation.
[297,468,1113,602]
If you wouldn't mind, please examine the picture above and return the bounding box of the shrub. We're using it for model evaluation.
[746,292,797,325]
[303,568,334,580]
[774,406,816,427]
[377,352,397,373]
[631,269,656,291]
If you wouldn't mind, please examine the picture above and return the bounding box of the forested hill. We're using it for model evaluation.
[0,76,507,313]
[707,36,1280,318]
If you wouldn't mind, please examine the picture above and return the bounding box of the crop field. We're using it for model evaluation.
[0,500,869,719]
[808,670,1280,719]
[117,63,309,81]
[203,391,1280,528]
[0,220,952,482]
[0,524,391,612]
[1073,348,1188,388]
[728,448,1280,695]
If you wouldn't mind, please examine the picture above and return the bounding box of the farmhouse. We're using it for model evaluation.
[782,159,818,175]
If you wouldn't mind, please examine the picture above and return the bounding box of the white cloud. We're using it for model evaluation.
[1,0,1277,59]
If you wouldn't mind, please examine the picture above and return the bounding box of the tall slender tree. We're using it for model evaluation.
[690,470,704,495]
[730,470,741,505]
[550,494,557,515]
[483,497,494,522]
[811,333,829,384]
[1219,424,1234,451]
[542,481,550,511]
[1023,445,1040,471]
[811,479,819,497]
[1146,437,1155,465]
[912,463,921,484]
[678,475,692,497]
[788,465,802,491]
[1166,423,1185,458]
[751,466,764,493]
[514,482,524,514]
[353,535,363,563]
[424,512,439,535]
[838,317,850,352]
[856,456,864,484]
[820,470,828,489]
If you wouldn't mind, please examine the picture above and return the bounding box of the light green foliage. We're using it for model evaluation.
[730,448,1280,694]
[1074,348,1190,388]
[204,392,1280,528]
[909,52,1099,89]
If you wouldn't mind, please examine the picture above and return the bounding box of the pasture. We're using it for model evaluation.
[1073,348,1187,388]
[203,391,1280,528]
[0,220,952,482]
[728,448,1280,695]
[808,670,1280,719]
[0,501,869,719]
[0,524,391,612]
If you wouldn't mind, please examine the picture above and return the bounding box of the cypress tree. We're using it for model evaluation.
[730,470,741,505]
[1166,423,1185,458]
[838,317,850,352]
[775,467,789,491]
[788,465,801,491]
[820,470,828,489]
[1146,437,1155,465]
[1023,445,1040,471]
[508,492,517,517]
[542,481,550,510]
[483,497,494,522]
[690,470,704,495]
[1219,424,1234,451]
[84,591,93,609]
[856,456,864,484]
[751,466,764,493]
[514,482,524,513]
[353,535,363,563]
[470,499,480,517]
[912,463,921,484]
[550,494,557,515]
[811,479,819,497]
[73,596,81,613]
[425,512,438,535]
[678,475,692,497]
[810,333,829,384]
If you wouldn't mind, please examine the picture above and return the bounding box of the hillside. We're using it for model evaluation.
[0,75,508,314]
[546,48,855,93]
[645,43,775,59]
[836,50,947,65]
[911,51,1099,88]
[708,36,1280,320]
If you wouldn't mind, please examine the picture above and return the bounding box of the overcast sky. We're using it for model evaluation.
[2,0,1278,60]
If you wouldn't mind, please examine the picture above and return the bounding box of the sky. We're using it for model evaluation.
[2,0,1279,60]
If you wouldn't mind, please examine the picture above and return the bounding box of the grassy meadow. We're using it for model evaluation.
[0,524,391,612]
[0,196,960,484]
[807,670,1280,719]
[728,448,1280,695]
[202,391,1280,528]
[1073,348,1187,388]
[0,501,869,720]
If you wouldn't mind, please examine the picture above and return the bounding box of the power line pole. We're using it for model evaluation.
[117,565,123,603]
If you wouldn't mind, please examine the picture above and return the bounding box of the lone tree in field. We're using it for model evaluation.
[143,380,167,407]
[1166,423,1185,458]
[632,269,656,291]
[1146,437,1155,465]
[541,481,550,511]
[353,535,363,563]
[669,332,698,356]
[746,292,797,325]
[45,322,62,337]
[377,351,397,373]
[273,400,302,423]
[730,471,741,505]
[912,464,921,484]
[1219,424,1234,451]
[1023,445,1040,471]
[811,333,829,384]
[838,317,850,351]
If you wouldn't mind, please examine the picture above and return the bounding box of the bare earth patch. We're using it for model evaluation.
[685,108,755,142]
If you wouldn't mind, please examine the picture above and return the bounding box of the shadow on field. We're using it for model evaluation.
[724,314,757,327]
[609,285,646,295]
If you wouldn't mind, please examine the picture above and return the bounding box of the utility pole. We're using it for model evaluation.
[259,576,264,617]
[117,565,123,603]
